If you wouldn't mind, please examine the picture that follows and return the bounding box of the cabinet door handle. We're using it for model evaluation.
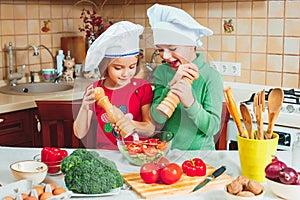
[0,118,4,123]
[34,114,41,133]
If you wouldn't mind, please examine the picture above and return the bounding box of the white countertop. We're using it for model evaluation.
[0,146,290,199]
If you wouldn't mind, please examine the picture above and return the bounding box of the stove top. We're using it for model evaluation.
[239,88,300,129]
[242,88,300,114]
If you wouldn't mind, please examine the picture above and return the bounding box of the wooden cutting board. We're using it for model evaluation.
[122,165,233,199]
[61,36,86,64]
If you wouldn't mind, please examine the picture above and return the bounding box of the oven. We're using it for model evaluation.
[227,88,300,151]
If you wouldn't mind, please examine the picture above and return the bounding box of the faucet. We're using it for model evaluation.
[145,50,160,84]
[6,42,39,86]
[5,42,57,85]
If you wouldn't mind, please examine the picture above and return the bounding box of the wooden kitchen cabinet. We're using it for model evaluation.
[35,100,96,148]
[0,108,39,147]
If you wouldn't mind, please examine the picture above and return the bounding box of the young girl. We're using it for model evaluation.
[147,4,224,150]
[74,21,155,150]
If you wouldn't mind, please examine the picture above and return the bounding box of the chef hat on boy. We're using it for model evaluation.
[147,4,213,47]
[84,21,144,71]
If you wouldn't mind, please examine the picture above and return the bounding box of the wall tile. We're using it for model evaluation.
[252,36,266,53]
[222,2,236,18]
[268,1,284,18]
[267,37,283,54]
[195,2,208,18]
[236,69,250,83]
[1,4,14,19]
[268,19,284,36]
[251,53,266,71]
[285,19,300,37]
[251,70,265,85]
[39,5,51,19]
[208,35,221,51]
[237,52,251,69]
[267,54,282,72]
[208,18,222,35]
[282,73,299,88]
[252,19,267,36]
[252,1,268,18]
[266,72,282,87]
[222,35,236,52]
[208,2,222,18]
[283,55,299,73]
[15,4,27,19]
[236,36,251,52]
[237,2,251,18]
[286,1,300,18]
[1,20,14,35]
[236,19,251,35]
[284,37,300,55]
[14,20,28,35]
[28,20,40,34]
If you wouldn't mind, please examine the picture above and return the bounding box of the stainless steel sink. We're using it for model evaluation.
[0,82,73,95]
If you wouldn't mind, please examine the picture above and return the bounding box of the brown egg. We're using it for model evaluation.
[44,182,56,192]
[25,197,38,200]
[39,192,53,200]
[3,196,14,200]
[33,185,44,197]
[53,187,66,195]
[21,193,29,200]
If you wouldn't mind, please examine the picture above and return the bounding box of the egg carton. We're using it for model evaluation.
[0,180,72,200]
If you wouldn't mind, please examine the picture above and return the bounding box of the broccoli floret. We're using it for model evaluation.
[62,149,124,194]
[61,155,82,173]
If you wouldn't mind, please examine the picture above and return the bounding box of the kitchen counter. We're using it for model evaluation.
[0,146,290,199]
[0,78,93,114]
[0,81,264,114]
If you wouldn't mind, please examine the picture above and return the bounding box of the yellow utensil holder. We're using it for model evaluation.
[238,132,279,182]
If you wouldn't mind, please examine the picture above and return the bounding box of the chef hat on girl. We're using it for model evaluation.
[147,4,213,47]
[84,21,144,71]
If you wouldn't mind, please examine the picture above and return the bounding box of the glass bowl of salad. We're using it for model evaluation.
[117,131,174,166]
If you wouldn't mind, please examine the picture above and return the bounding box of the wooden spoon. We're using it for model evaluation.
[240,103,254,139]
[266,88,284,139]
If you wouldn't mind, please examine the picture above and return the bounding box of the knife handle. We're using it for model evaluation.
[212,166,226,178]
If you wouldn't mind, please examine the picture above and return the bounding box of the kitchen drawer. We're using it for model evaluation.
[0,109,35,147]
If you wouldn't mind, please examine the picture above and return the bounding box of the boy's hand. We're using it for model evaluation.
[169,63,199,86]
[170,79,195,108]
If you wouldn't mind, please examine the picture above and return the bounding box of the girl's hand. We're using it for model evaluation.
[169,63,199,86]
[82,85,95,110]
[170,79,195,108]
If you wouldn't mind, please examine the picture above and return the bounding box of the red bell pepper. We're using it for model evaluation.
[182,158,206,177]
[41,147,68,174]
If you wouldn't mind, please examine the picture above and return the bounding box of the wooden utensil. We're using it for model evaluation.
[224,87,247,138]
[240,103,254,139]
[266,88,284,139]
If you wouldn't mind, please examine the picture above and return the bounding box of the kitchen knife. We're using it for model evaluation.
[192,166,226,192]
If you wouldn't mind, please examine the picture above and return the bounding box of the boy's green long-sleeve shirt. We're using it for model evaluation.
[150,53,224,150]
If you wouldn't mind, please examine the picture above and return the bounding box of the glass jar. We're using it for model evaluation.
[292,132,300,171]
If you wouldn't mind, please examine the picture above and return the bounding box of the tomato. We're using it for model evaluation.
[182,158,206,177]
[160,163,182,184]
[140,163,160,184]
[127,143,143,155]
[155,157,169,169]
[142,145,158,156]
[147,138,159,146]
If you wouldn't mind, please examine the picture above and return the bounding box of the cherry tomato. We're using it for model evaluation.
[157,141,167,151]
[142,145,158,156]
[127,143,143,155]
[160,163,182,184]
[147,138,159,146]
[140,163,160,184]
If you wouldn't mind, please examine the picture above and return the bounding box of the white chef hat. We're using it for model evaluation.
[147,4,213,47]
[84,21,144,71]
